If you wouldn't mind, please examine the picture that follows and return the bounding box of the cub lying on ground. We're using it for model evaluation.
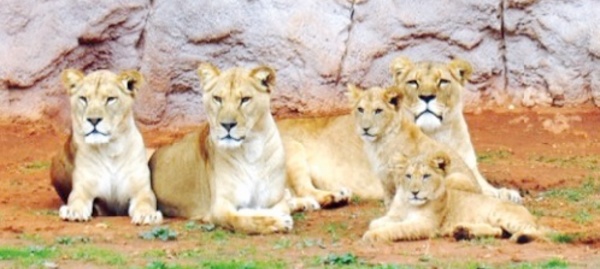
[51,69,162,225]
[150,63,316,234]
[391,57,522,203]
[363,151,544,243]
[348,85,481,206]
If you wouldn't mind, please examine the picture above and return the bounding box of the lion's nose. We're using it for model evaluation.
[362,127,369,133]
[221,122,237,131]
[87,118,102,126]
[419,95,435,103]
[411,191,419,196]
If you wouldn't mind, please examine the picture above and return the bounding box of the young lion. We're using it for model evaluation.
[363,151,543,243]
[347,85,481,206]
[149,63,314,234]
[50,69,162,225]
[390,57,522,203]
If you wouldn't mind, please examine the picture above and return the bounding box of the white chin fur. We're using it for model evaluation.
[217,139,243,149]
[361,135,377,142]
[408,199,426,206]
[84,133,110,144]
[415,113,442,132]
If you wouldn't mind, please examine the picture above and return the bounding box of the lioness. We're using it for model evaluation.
[51,69,162,225]
[391,57,522,203]
[150,63,315,234]
[363,151,543,243]
[348,85,481,206]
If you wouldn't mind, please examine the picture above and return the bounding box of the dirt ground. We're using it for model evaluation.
[1,107,600,268]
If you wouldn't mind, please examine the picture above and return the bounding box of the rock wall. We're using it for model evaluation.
[1,0,599,127]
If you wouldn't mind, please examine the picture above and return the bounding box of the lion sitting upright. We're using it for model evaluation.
[149,63,316,234]
[363,151,544,243]
[390,57,522,203]
[50,69,162,225]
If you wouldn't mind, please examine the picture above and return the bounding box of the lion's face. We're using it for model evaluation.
[61,69,143,145]
[197,63,275,149]
[390,152,450,206]
[390,57,472,132]
[347,85,402,142]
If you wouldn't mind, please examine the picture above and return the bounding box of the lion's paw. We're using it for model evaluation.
[131,210,163,225]
[498,188,522,204]
[362,230,385,243]
[289,197,321,212]
[269,214,293,233]
[334,188,352,203]
[59,204,92,222]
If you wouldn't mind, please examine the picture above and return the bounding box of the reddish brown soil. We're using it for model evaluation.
[1,108,600,268]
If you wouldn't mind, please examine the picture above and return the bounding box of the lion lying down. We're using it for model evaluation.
[50,69,162,225]
[363,151,544,243]
[150,63,342,234]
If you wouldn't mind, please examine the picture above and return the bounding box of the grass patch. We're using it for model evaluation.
[549,233,577,244]
[273,238,291,250]
[542,178,597,202]
[292,212,306,221]
[201,259,286,269]
[531,155,600,170]
[509,258,569,269]
[55,236,91,245]
[571,209,593,224]
[322,252,359,266]
[0,245,56,266]
[21,161,51,173]
[478,149,512,163]
[67,245,126,266]
[140,226,178,241]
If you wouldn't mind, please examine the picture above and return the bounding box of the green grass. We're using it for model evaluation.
[140,226,178,241]
[20,161,51,173]
[67,245,126,266]
[549,233,577,244]
[543,178,597,202]
[509,258,569,269]
[531,155,600,170]
[201,259,287,269]
[273,238,291,250]
[0,245,56,267]
[477,149,513,163]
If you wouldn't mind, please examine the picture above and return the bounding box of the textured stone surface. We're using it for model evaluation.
[1,0,599,127]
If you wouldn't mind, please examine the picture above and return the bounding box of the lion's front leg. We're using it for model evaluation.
[363,220,435,243]
[59,183,95,222]
[211,198,293,234]
[128,185,163,225]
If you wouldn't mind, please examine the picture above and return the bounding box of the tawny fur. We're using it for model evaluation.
[277,116,378,202]
[391,57,522,203]
[149,64,317,234]
[363,152,544,243]
[50,69,162,225]
[348,85,481,206]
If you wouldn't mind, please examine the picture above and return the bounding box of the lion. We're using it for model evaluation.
[390,57,522,203]
[362,151,544,243]
[50,69,163,225]
[149,63,320,234]
[277,116,377,202]
[347,84,482,206]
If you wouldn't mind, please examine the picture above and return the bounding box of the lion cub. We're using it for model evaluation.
[363,151,543,243]
[347,85,481,206]
[51,69,162,225]
[150,63,313,234]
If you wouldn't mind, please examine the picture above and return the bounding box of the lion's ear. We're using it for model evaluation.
[448,58,472,85]
[346,84,363,103]
[197,62,221,91]
[428,151,451,174]
[61,69,85,95]
[385,86,404,111]
[117,70,144,96]
[390,56,413,83]
[250,66,276,93]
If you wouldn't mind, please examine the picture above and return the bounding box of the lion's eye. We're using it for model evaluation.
[357,107,364,113]
[405,174,412,180]
[106,97,117,105]
[407,80,419,87]
[79,96,87,105]
[241,96,251,104]
[438,79,450,87]
[374,108,383,114]
[213,96,222,104]
[423,174,431,181]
